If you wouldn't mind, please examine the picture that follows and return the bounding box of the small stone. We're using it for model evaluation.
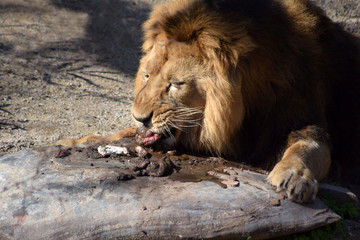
[221,180,240,187]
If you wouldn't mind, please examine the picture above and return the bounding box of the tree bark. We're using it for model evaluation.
[0,146,341,240]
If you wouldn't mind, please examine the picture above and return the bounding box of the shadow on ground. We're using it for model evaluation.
[51,0,151,75]
[0,0,156,153]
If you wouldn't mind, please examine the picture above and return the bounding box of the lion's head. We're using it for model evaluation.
[131,0,327,160]
[131,0,257,156]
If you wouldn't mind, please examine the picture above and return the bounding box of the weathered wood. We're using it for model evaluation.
[0,146,341,240]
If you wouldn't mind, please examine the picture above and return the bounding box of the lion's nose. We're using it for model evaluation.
[133,112,153,126]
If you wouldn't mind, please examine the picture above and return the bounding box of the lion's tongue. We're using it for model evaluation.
[142,133,161,146]
[136,127,162,146]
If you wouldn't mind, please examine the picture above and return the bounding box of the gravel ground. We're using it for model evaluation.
[0,0,153,154]
[0,0,359,238]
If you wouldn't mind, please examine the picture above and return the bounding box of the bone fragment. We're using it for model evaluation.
[97,145,130,157]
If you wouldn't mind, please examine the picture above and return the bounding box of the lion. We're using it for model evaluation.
[59,0,360,203]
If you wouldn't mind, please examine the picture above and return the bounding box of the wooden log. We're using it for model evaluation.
[0,144,341,240]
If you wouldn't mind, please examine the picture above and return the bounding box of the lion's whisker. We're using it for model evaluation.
[174,108,203,113]
[167,119,186,132]
[170,117,203,125]
[168,117,202,128]
[175,106,203,110]
[174,123,202,128]
[174,107,203,113]
[171,116,203,121]
[174,115,203,119]
[163,120,175,139]
[160,124,167,137]
[157,107,204,136]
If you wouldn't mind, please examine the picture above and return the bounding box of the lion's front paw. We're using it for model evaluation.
[56,135,103,148]
[267,162,318,203]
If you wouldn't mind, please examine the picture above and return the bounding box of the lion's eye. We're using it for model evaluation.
[171,81,185,89]
[143,73,150,82]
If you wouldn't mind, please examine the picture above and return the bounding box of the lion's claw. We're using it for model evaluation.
[267,165,318,203]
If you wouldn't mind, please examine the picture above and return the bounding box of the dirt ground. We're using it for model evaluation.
[0,0,359,238]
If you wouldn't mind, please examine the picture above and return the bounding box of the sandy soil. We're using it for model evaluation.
[0,0,359,238]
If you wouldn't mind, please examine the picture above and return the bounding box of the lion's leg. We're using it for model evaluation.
[56,126,138,147]
[267,126,331,203]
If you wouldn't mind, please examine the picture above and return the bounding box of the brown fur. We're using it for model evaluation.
[59,0,360,202]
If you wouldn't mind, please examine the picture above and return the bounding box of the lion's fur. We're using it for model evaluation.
[132,0,360,181]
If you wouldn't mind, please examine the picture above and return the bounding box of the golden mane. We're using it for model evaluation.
[138,0,348,161]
